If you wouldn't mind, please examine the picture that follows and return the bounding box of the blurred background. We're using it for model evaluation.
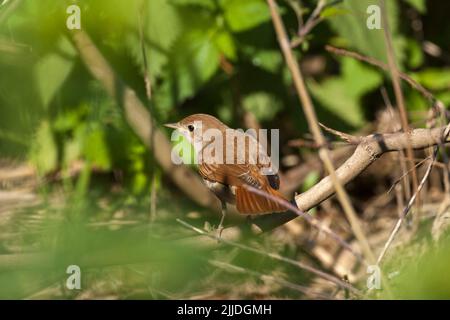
[1,0,450,299]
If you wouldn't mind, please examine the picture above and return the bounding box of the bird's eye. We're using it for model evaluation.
[187,124,195,132]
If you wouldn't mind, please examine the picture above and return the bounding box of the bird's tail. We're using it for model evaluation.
[235,185,288,214]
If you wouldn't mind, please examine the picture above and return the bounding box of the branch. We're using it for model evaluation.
[319,122,361,144]
[210,260,335,299]
[138,5,157,222]
[252,125,450,231]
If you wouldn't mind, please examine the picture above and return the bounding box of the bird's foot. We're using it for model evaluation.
[204,221,224,242]
[216,224,225,241]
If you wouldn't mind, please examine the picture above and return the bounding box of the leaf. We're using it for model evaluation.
[327,0,405,67]
[242,92,282,121]
[34,36,75,108]
[221,0,271,32]
[29,121,58,174]
[167,28,220,103]
[308,57,382,127]
[403,0,426,13]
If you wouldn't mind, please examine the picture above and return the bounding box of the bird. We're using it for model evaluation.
[165,113,287,236]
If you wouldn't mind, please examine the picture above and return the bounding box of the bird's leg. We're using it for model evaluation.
[217,201,227,239]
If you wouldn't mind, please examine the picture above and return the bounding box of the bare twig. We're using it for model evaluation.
[385,0,418,206]
[252,125,450,231]
[290,0,327,48]
[267,0,376,265]
[241,185,363,261]
[70,30,218,209]
[177,218,361,295]
[380,87,411,200]
[138,4,157,222]
[387,156,431,194]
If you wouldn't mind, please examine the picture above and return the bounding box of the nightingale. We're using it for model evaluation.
[165,114,287,235]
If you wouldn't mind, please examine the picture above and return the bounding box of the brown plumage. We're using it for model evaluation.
[165,114,287,234]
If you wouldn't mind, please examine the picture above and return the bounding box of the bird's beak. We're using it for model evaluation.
[164,122,180,130]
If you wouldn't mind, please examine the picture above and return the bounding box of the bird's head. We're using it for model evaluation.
[164,114,228,148]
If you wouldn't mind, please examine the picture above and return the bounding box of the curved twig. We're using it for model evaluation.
[252,125,450,231]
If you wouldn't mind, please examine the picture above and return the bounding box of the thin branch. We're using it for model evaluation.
[319,122,361,144]
[267,0,376,265]
[240,185,363,262]
[326,45,438,104]
[70,30,218,210]
[252,125,450,231]
[177,218,361,295]
[376,147,438,265]
[138,4,157,222]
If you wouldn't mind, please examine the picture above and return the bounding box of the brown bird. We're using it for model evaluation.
[165,114,287,235]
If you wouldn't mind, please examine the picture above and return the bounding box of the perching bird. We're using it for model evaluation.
[165,114,287,236]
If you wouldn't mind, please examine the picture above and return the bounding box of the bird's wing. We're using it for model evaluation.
[199,163,287,214]
[199,163,263,188]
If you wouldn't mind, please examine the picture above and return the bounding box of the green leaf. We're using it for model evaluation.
[403,0,426,13]
[411,68,450,90]
[221,0,271,32]
[83,128,112,170]
[320,7,348,19]
[242,92,282,121]
[170,0,217,10]
[34,36,75,108]
[214,30,237,60]
[327,0,405,67]
[251,50,283,73]
[308,58,382,127]
[167,28,220,103]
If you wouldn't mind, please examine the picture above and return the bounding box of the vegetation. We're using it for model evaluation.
[0,0,450,299]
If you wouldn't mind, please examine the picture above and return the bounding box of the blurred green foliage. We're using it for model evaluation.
[1,0,448,184]
[382,234,450,299]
